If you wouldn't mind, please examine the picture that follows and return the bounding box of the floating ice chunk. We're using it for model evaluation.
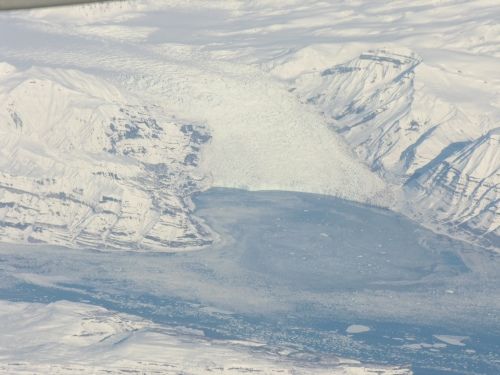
[346,324,370,334]
[433,335,468,346]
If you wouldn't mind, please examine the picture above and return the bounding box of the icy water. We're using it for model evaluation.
[0,188,499,374]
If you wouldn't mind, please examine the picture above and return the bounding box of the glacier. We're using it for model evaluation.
[0,0,497,250]
[0,0,499,374]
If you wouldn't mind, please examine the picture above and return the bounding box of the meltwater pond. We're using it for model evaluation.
[0,188,499,374]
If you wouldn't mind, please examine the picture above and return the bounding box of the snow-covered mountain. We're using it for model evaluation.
[0,63,214,251]
[0,0,498,250]
[268,47,498,247]
[0,57,386,251]
[405,128,499,245]
[0,1,499,373]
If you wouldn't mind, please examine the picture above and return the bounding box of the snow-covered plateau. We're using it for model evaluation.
[0,0,499,374]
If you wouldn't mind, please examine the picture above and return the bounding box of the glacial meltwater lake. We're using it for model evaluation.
[0,188,499,374]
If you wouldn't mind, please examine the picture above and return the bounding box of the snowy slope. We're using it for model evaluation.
[0,57,386,251]
[282,48,426,178]
[0,300,412,375]
[0,0,498,249]
[267,47,498,247]
[406,128,499,244]
[0,1,499,372]
[0,63,214,251]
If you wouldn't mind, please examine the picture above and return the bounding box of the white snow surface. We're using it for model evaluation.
[0,1,498,371]
[0,65,214,250]
[0,299,411,374]
[281,46,499,246]
[0,0,498,249]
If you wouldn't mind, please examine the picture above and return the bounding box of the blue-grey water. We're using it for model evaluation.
[0,188,499,374]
